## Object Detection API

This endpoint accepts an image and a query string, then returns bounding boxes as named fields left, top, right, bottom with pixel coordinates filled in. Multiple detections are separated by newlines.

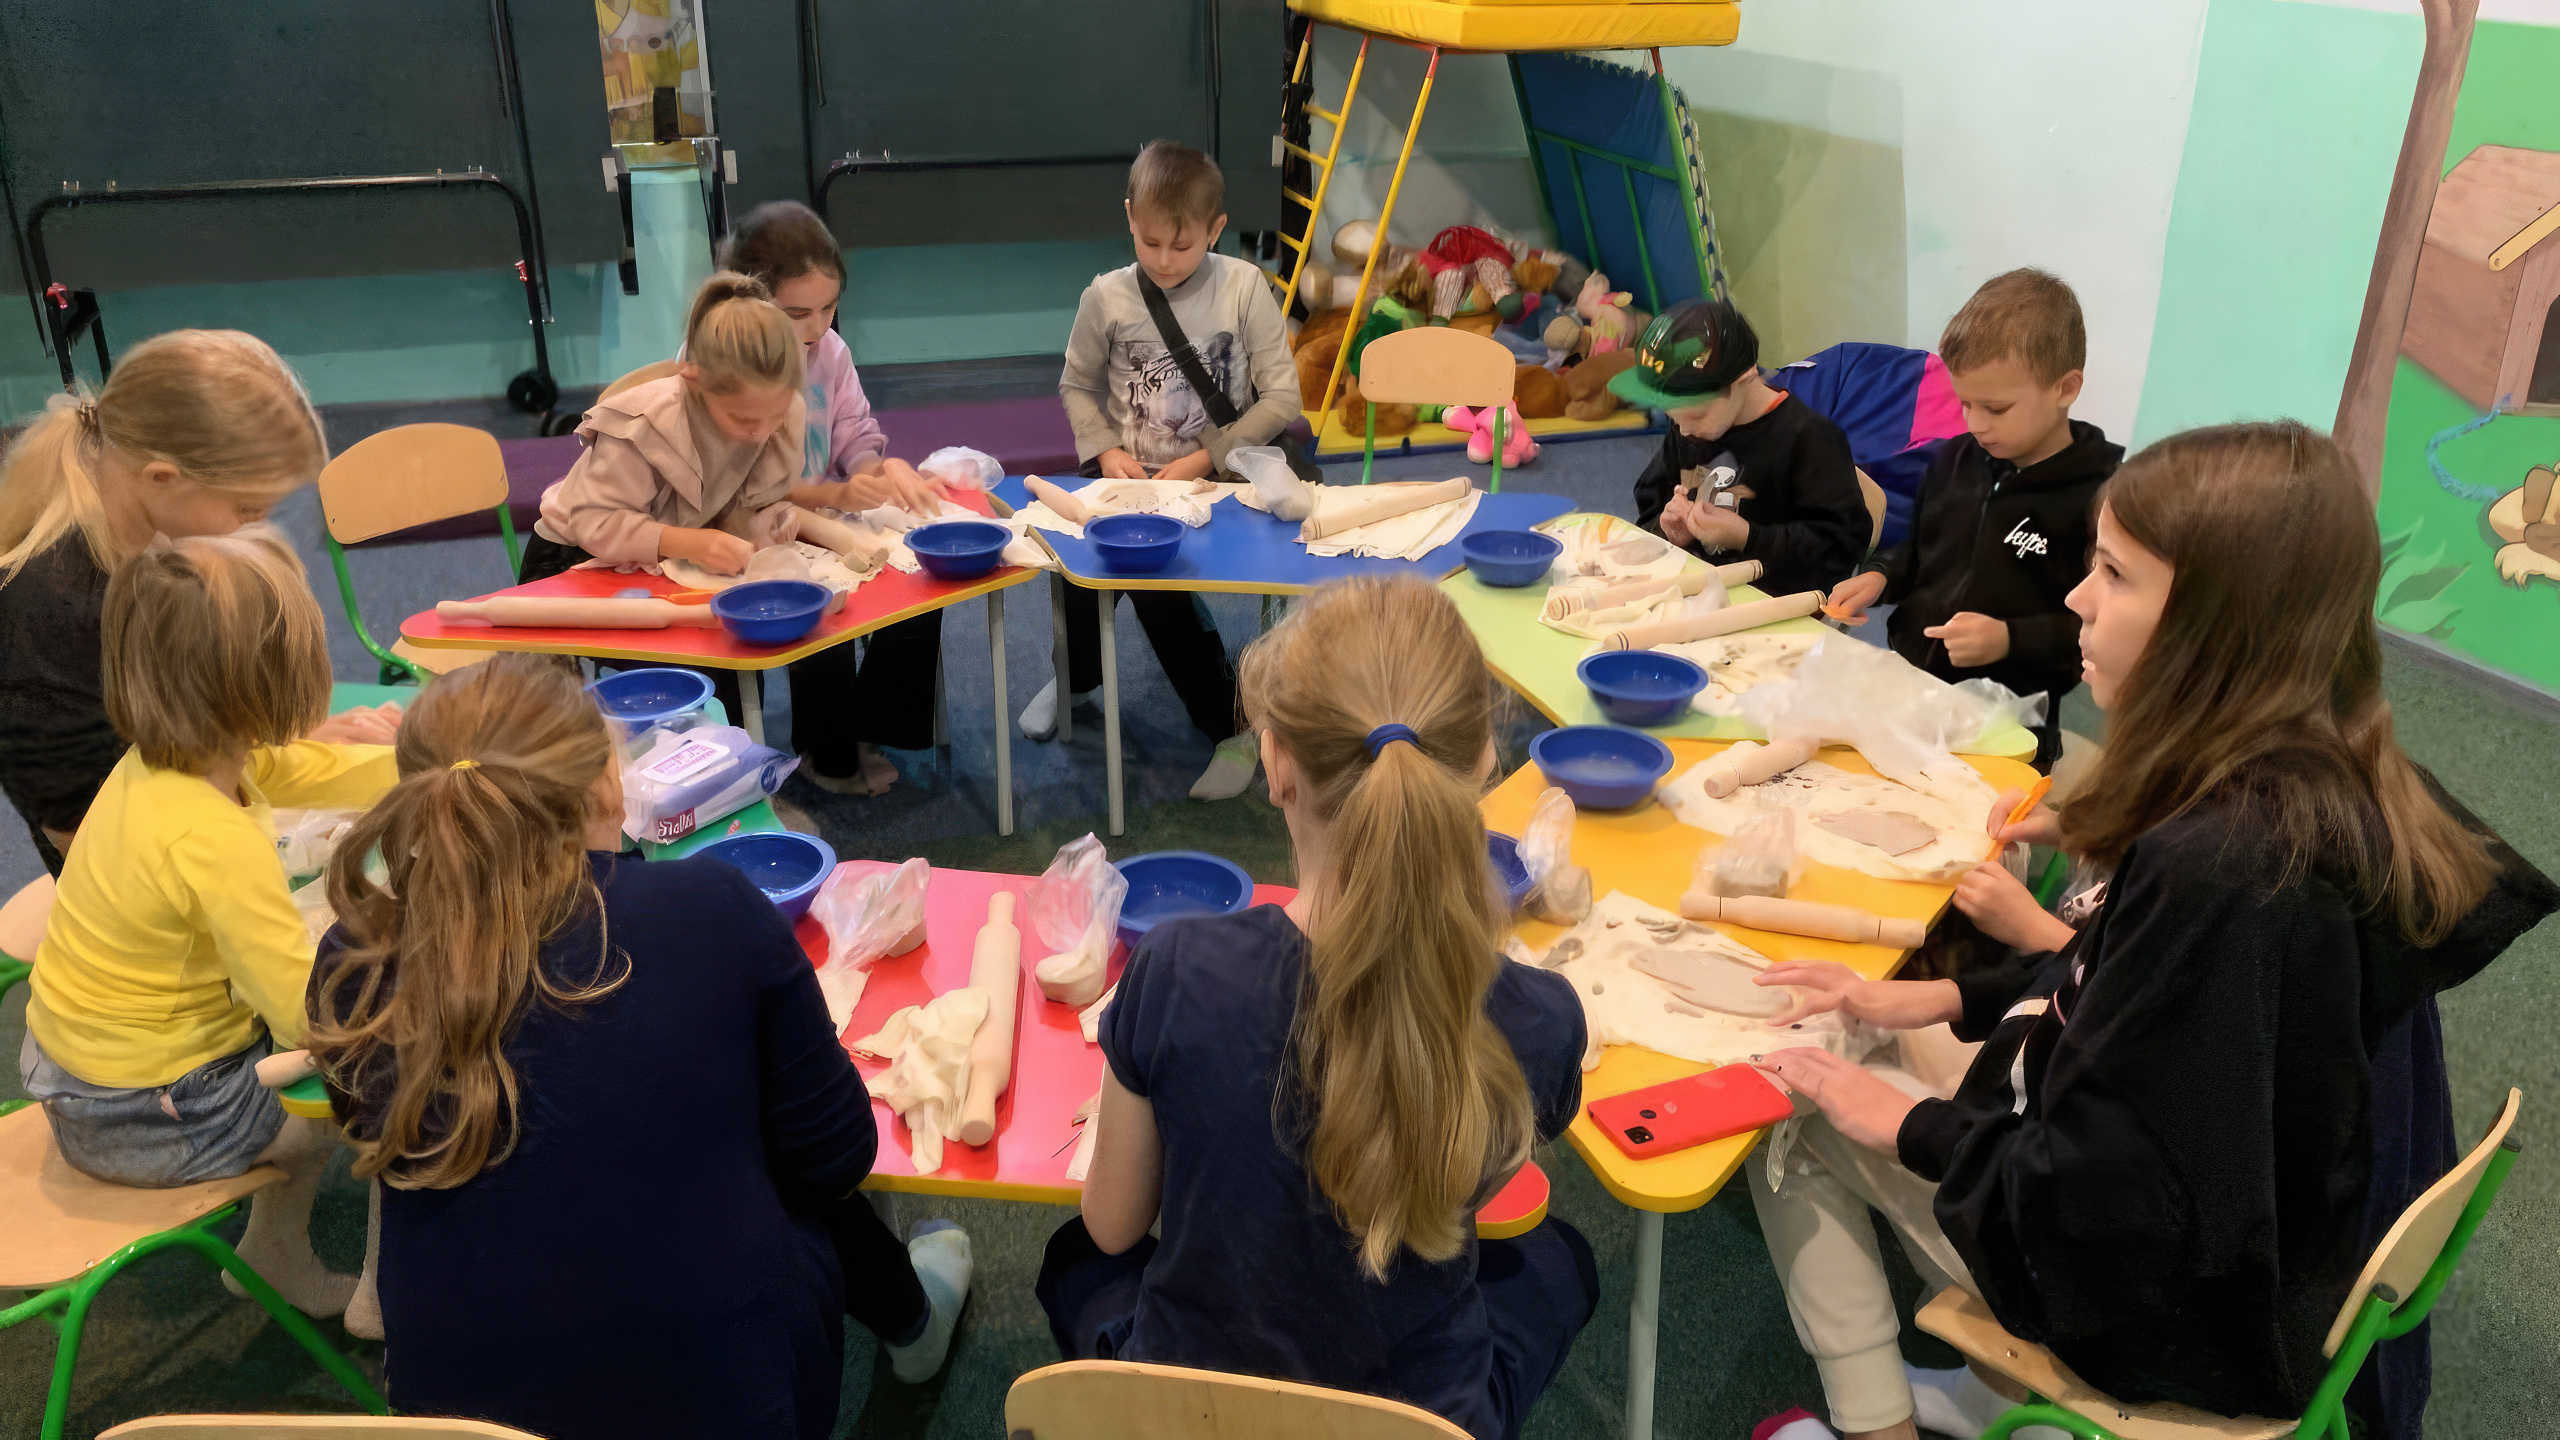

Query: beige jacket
left=536, top=376, right=806, bottom=564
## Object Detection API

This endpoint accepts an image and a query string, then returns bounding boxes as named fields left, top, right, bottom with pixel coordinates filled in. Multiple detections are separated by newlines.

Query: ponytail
left=682, top=270, right=804, bottom=396
left=1239, top=576, right=1534, bottom=1279
left=308, top=654, right=626, bottom=1190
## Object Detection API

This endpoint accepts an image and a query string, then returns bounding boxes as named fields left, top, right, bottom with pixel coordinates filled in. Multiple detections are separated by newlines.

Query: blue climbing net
left=2426, top=400, right=2508, bottom=503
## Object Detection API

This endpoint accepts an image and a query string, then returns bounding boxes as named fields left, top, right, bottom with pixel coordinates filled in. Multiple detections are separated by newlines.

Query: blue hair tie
left=1364, top=723, right=1420, bottom=758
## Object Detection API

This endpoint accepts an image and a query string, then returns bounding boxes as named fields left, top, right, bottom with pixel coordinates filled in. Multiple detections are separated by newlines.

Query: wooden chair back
left=1356, top=327, right=1513, bottom=409
left=0, top=874, right=53, bottom=962
left=100, top=1417, right=546, bottom=1439
left=1854, top=467, right=1886, bottom=549
left=2322, top=1086, right=2523, bottom=1356
left=1005, top=1360, right=1472, bottom=1440
left=316, top=424, right=510, bottom=546
left=599, top=358, right=680, bottom=402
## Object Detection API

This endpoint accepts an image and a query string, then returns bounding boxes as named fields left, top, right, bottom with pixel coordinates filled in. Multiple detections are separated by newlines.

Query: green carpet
left=3, top=642, right=2551, bottom=1439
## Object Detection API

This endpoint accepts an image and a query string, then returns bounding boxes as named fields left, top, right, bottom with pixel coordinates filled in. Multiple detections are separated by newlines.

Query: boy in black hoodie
left=1828, top=269, right=2121, bottom=766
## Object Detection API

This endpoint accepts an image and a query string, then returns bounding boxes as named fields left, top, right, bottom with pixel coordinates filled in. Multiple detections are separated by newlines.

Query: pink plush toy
left=1574, top=272, right=1640, bottom=354
left=1444, top=402, right=1538, bottom=467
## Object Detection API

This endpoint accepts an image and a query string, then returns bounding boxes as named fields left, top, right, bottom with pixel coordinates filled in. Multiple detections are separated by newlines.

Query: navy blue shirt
left=1099, top=905, right=1584, bottom=1438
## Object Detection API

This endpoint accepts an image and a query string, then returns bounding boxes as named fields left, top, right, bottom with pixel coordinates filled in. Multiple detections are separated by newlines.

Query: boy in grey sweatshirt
left=1026, top=141, right=1300, bottom=801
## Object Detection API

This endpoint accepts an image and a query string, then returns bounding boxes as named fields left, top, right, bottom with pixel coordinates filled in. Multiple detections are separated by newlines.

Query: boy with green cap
left=1619, top=299, right=1870, bottom=597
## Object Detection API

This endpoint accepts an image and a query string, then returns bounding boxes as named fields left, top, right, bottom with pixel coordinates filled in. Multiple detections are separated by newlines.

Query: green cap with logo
left=1607, top=298, right=1760, bottom=413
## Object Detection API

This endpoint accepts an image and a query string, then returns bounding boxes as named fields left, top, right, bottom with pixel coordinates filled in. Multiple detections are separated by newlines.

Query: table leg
left=737, top=669, right=764, bottom=748
left=1098, top=585, right=1122, bottom=837
left=934, top=651, right=951, bottom=748
left=1626, top=1208, right=1663, bottom=1440
left=1051, top=573, right=1073, bottom=743
left=989, top=588, right=1013, bottom=836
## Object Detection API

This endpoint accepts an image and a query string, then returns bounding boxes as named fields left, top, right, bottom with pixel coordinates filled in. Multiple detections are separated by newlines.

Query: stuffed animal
left=1543, top=312, right=1583, bottom=361
left=1547, top=251, right=1592, bottom=308
left=1575, top=273, right=1641, bottom=354
left=1444, top=402, right=1538, bottom=467
left=1513, top=253, right=1561, bottom=302
left=1564, top=349, right=1641, bottom=421
left=1338, top=373, right=1416, bottom=438
left=1514, top=363, right=1569, bottom=420
left=1292, top=307, right=1354, bottom=408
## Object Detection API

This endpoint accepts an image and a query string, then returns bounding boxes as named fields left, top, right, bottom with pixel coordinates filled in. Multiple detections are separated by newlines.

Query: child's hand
left=1658, top=493, right=1699, bottom=546
left=839, top=458, right=948, bottom=516
left=1097, top=449, right=1150, bottom=480
left=1151, top=449, right=1215, bottom=484
left=308, top=703, right=403, bottom=747
left=1685, top=499, right=1749, bottom=553
left=1923, top=611, right=2010, bottom=666
left=1753, top=1047, right=1919, bottom=1153
left=1754, top=961, right=1962, bottom=1030
left=664, top=526, right=754, bottom=576
left=1953, top=860, right=2077, bottom=954
left=1826, top=570, right=1887, bottom=624
left=1985, top=787, right=2062, bottom=848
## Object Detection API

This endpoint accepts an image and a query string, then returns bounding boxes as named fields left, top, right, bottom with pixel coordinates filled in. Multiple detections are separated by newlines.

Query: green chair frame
left=326, top=512, right=519, bottom=688
left=0, top=1102, right=388, bottom=1440
left=1973, top=1108, right=2524, bottom=1440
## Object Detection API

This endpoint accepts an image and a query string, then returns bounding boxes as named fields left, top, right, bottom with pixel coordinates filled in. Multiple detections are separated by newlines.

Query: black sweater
left=1859, top=422, right=2121, bottom=706
left=1631, top=393, right=1870, bottom=597
left=0, top=534, right=125, bottom=873
left=1898, top=785, right=2555, bottom=1418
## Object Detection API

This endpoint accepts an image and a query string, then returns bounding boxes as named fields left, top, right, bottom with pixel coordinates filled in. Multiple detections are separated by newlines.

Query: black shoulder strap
left=1136, top=269, right=1243, bottom=429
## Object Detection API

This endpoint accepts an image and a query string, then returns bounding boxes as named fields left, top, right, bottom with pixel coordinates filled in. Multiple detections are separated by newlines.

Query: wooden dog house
left=2405, top=145, right=2560, bottom=415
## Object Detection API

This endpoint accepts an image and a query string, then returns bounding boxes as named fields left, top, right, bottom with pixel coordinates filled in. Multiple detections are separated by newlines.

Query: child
left=1740, top=422, right=2554, bottom=1440
left=1031, top=139, right=1301, bottom=801
left=0, top=329, right=393, bottom=877
left=720, top=202, right=939, bottom=796
left=1826, top=270, right=2123, bottom=768
left=304, top=654, right=974, bottom=1440
left=19, top=530, right=396, bottom=1317
left=1621, top=299, right=1871, bottom=597
left=1038, top=575, right=1597, bottom=1440
left=527, top=271, right=937, bottom=769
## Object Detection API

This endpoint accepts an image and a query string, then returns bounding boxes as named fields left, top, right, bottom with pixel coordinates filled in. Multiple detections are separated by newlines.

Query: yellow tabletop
left=1482, top=738, right=2039, bottom=1212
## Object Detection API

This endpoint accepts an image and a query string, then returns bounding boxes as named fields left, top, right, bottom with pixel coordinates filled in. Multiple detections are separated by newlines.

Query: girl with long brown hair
left=1744, top=422, right=2554, bottom=1440
left=303, top=654, right=973, bottom=1440
left=1039, top=575, right=1598, bottom=1440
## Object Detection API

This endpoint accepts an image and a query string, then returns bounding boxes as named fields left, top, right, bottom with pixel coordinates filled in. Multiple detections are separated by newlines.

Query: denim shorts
left=19, top=1031, right=286, bottom=1188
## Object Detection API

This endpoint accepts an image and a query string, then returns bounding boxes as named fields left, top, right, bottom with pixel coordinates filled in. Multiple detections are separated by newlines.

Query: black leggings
left=811, top=1189, right=930, bottom=1343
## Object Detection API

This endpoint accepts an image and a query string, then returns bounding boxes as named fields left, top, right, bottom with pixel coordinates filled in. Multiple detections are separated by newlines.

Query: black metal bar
left=24, top=171, right=553, bottom=398
left=487, top=0, right=554, bottom=320
left=814, top=152, right=1138, bottom=219
left=0, top=88, right=42, bottom=358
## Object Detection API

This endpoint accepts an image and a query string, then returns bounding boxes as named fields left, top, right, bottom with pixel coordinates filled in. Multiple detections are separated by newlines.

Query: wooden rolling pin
left=1678, top=890, right=1926, bottom=949
left=1586, top=560, right=1762, bottom=610
left=792, top=507, right=894, bottom=571
left=1026, top=476, right=1092, bottom=526
left=1696, top=736, right=1821, bottom=798
left=1597, top=590, right=1825, bottom=650
left=956, top=891, right=1022, bottom=1147
left=1299, top=476, right=1471, bottom=541
left=437, top=596, right=720, bottom=629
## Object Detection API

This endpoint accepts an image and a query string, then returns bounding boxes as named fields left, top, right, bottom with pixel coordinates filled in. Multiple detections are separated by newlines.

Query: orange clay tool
left=2005, top=776, right=2054, bottom=832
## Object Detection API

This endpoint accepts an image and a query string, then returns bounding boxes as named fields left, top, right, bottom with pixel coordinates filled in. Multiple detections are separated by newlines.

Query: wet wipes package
left=621, top=724, right=798, bottom=844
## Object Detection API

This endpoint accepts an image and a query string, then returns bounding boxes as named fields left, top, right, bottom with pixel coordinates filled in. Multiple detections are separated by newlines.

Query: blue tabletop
left=993, top=476, right=1575, bottom=594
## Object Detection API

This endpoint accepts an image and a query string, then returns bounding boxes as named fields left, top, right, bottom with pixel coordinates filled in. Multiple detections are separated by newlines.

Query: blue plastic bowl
left=1577, top=649, right=1709, bottom=727
left=1460, top=529, right=1564, bottom=588
left=1529, top=725, right=1675, bottom=810
left=1114, top=850, right=1254, bottom=950
left=710, top=579, right=829, bottom=647
left=1487, top=832, right=1535, bottom=910
left=907, top=520, right=1011, bottom=580
left=587, top=667, right=716, bottom=730
left=693, top=830, right=838, bottom=921
left=1086, top=512, right=1186, bottom=574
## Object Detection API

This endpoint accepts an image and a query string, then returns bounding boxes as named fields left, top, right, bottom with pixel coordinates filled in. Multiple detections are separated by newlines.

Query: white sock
left=883, top=1219, right=972, bottom=1384
left=1907, top=1364, right=2063, bottom=1439
left=1018, top=680, right=1099, bottom=740
left=1189, top=732, right=1259, bottom=801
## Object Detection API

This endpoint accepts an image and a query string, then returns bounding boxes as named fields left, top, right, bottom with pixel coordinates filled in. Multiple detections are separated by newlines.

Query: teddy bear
left=2490, top=461, right=2560, bottom=588
left=1291, top=307, right=1354, bottom=409
left=1514, top=363, right=1569, bottom=420
left=1337, top=373, right=1416, bottom=438
left=1444, top=402, right=1537, bottom=467
left=1562, top=349, right=1641, bottom=421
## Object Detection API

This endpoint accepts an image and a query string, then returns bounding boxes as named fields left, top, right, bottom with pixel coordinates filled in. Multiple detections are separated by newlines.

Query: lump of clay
left=1631, top=948, right=1788, bottom=1018
left=1035, top=935, right=1109, bottom=1008
left=1815, top=808, right=1940, bottom=857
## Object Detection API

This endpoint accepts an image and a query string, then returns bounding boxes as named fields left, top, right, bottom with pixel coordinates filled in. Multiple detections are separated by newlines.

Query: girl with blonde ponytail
left=1043, top=575, right=1597, bottom=1440
left=303, top=653, right=975, bottom=1438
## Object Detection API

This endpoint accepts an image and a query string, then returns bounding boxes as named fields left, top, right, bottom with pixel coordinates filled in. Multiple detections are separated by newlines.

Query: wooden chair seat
left=101, top=1417, right=544, bottom=1439
left=1007, top=1359, right=1471, bottom=1439
left=0, top=1106, right=282, bottom=1290
left=1915, top=1288, right=2292, bottom=1440
left=390, top=637, right=494, bottom=676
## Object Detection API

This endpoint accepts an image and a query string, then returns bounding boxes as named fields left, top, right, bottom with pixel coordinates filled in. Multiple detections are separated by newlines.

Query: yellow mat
left=1308, top=405, right=1656, bottom=458
left=1288, top=0, right=1739, bottom=50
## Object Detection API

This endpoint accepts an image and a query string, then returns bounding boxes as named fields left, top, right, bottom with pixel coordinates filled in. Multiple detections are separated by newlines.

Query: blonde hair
left=0, top=330, right=326, bottom=583
left=1940, top=268, right=2086, bottom=385
left=1127, top=140, right=1225, bottom=228
left=1239, top=575, right=1534, bottom=1281
left=2064, top=421, right=2496, bottom=945
left=101, top=527, right=331, bottom=772
left=308, top=654, right=627, bottom=1191
left=683, top=271, right=805, bottom=395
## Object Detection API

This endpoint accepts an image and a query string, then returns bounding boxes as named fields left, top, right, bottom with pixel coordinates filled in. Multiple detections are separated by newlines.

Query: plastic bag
left=1229, top=445, right=1314, bottom=521
left=1691, top=800, right=1798, bottom=899
left=620, top=724, right=799, bottom=845
left=1026, top=834, right=1128, bottom=1008
left=916, top=446, right=1000, bottom=490
left=272, top=808, right=359, bottom=887
left=744, top=544, right=815, bottom=582
left=1518, top=786, right=1592, bottom=923
left=809, top=858, right=931, bottom=1028
left=1736, top=637, right=2043, bottom=789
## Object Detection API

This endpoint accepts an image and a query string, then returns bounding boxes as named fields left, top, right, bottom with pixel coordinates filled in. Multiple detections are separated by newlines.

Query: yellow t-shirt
left=27, top=741, right=398, bottom=1089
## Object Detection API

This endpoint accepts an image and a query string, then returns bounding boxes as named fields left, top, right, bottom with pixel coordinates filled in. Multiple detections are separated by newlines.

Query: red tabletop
left=806, top=861, right=1295, bottom=1203
left=397, top=489, right=1036, bottom=671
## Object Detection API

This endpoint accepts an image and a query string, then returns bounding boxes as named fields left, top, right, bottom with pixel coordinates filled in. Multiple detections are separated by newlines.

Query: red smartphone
left=1588, top=1066, right=1796, bottom=1160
